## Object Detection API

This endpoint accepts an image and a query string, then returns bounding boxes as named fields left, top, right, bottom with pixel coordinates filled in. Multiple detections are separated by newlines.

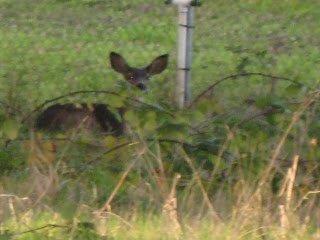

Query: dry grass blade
left=279, top=205, right=289, bottom=234
left=96, top=147, right=147, bottom=217
left=75, top=142, right=139, bottom=174
left=285, top=155, right=299, bottom=211
left=0, top=194, right=29, bottom=200
left=181, top=147, right=222, bottom=222
left=257, top=91, right=320, bottom=190
left=293, top=191, right=320, bottom=212
left=162, top=174, right=182, bottom=239
left=237, top=226, right=267, bottom=240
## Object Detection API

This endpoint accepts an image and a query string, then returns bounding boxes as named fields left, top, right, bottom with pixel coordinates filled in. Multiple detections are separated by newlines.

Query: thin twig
left=93, top=211, right=135, bottom=229
left=285, top=155, right=299, bottom=211
left=73, top=138, right=195, bottom=175
left=4, top=136, right=110, bottom=149
left=257, top=91, right=320, bottom=190
left=71, top=142, right=139, bottom=175
left=14, top=224, right=68, bottom=236
left=190, top=72, right=310, bottom=108
left=231, top=105, right=282, bottom=132
left=0, top=100, right=23, bottom=114
left=180, top=147, right=222, bottom=222
left=146, top=138, right=195, bottom=148
left=293, top=191, right=320, bottom=212
left=96, top=149, right=146, bottom=216
left=0, top=194, right=29, bottom=200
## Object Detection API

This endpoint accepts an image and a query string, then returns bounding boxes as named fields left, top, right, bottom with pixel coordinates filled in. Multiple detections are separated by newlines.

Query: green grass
left=1, top=0, right=319, bottom=107
left=1, top=0, right=320, bottom=239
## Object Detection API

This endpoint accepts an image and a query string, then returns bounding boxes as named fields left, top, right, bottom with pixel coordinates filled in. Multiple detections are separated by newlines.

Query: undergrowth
left=1, top=0, right=320, bottom=239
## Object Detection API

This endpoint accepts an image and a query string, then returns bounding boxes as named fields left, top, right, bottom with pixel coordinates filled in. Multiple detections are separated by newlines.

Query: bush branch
left=190, top=72, right=310, bottom=108
left=15, top=224, right=68, bottom=236
left=0, top=100, right=23, bottom=115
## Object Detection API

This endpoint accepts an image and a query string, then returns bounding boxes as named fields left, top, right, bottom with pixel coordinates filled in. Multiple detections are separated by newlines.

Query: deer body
left=35, top=103, right=124, bottom=135
left=35, top=52, right=168, bottom=135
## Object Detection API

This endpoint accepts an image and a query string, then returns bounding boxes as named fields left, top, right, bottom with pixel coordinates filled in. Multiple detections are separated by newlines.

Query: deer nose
left=137, top=83, right=146, bottom=90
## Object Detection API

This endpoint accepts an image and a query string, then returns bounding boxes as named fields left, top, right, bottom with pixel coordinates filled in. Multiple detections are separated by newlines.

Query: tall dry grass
left=1, top=91, right=320, bottom=239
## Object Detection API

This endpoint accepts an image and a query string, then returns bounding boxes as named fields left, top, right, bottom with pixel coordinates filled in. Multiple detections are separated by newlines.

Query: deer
left=35, top=52, right=169, bottom=136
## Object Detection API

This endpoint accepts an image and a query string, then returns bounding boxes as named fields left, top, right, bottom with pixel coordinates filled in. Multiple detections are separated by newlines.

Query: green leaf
left=123, top=110, right=139, bottom=128
left=0, top=229, right=13, bottom=240
left=108, top=95, right=124, bottom=108
left=1, top=119, right=20, bottom=140
left=175, top=114, right=191, bottom=125
left=77, top=222, right=95, bottom=230
left=271, top=102, right=286, bottom=113
left=256, top=96, right=272, bottom=109
left=146, top=103, right=166, bottom=113
left=104, top=135, right=118, bottom=148
left=192, top=110, right=206, bottom=123
left=140, top=111, right=157, bottom=131
left=236, top=56, right=252, bottom=72
left=266, top=114, right=276, bottom=125
left=197, top=99, right=222, bottom=114
left=123, top=110, right=135, bottom=122
left=157, top=122, right=188, bottom=140
left=285, top=84, right=303, bottom=96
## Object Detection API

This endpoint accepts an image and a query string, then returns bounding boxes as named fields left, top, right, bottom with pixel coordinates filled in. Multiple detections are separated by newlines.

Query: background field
left=1, top=0, right=320, bottom=239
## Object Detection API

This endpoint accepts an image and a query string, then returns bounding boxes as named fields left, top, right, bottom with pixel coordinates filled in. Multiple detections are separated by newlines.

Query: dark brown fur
left=35, top=103, right=123, bottom=136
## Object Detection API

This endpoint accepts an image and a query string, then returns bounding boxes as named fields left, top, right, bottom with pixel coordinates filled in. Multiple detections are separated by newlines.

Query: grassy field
left=1, top=0, right=320, bottom=239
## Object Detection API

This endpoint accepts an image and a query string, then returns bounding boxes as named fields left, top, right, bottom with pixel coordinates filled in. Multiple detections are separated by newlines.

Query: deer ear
left=146, top=54, right=169, bottom=76
left=110, top=52, right=130, bottom=73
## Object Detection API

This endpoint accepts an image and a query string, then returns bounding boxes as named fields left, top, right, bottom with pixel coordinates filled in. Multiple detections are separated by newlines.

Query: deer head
left=110, top=52, right=169, bottom=90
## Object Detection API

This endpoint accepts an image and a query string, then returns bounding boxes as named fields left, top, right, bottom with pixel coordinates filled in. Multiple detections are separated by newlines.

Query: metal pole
left=165, top=0, right=200, bottom=109
left=185, top=7, right=194, bottom=107
left=177, top=6, right=188, bottom=109
left=177, top=6, right=194, bottom=109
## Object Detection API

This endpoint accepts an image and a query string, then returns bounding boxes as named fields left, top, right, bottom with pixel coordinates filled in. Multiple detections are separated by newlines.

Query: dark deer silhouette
left=35, top=52, right=169, bottom=135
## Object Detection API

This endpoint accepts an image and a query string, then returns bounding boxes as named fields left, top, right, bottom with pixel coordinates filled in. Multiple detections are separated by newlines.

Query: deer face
left=110, top=52, right=168, bottom=90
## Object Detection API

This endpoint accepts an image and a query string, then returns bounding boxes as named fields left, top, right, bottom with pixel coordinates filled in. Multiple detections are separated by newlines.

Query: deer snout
left=136, top=83, right=146, bottom=90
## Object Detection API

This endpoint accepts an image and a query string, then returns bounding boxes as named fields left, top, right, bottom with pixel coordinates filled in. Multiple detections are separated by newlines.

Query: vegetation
left=1, top=0, right=320, bottom=239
